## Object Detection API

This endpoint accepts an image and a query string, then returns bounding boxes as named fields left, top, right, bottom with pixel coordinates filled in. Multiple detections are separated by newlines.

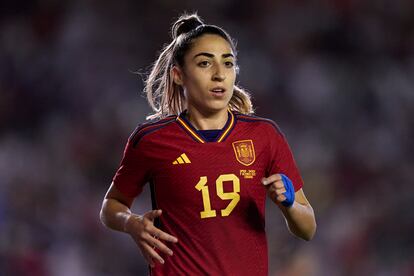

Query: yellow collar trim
left=177, top=110, right=235, bottom=143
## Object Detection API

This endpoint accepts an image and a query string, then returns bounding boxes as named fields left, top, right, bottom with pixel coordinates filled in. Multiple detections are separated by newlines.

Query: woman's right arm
left=100, top=182, right=178, bottom=267
left=100, top=182, right=134, bottom=232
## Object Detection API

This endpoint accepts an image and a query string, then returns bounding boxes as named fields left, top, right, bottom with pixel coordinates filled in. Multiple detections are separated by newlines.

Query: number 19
left=195, top=174, right=240, bottom=219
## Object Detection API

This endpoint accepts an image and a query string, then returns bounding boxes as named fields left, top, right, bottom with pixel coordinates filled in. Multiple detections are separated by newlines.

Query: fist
left=262, top=174, right=295, bottom=207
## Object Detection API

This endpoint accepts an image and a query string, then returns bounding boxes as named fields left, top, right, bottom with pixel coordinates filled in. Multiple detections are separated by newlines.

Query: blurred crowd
left=1, top=0, right=413, bottom=275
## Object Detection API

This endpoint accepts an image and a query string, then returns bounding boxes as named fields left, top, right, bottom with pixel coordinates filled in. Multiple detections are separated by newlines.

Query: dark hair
left=171, top=15, right=237, bottom=67
left=145, top=13, right=253, bottom=120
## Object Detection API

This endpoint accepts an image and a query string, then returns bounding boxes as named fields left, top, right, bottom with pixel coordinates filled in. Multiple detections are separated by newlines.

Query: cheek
left=183, top=78, right=206, bottom=99
left=231, top=68, right=237, bottom=79
left=184, top=71, right=210, bottom=89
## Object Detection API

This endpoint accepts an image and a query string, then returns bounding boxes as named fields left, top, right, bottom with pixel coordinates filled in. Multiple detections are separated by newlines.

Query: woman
left=100, top=13, right=316, bottom=275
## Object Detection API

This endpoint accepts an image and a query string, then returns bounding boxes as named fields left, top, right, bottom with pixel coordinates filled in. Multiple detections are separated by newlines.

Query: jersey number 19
left=195, top=174, right=240, bottom=219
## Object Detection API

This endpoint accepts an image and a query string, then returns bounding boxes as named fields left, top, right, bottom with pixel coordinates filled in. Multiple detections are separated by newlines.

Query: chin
left=192, top=97, right=231, bottom=114
left=207, top=103, right=230, bottom=113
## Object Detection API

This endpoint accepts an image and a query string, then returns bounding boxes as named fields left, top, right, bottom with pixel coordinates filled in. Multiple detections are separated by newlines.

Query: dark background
left=1, top=0, right=413, bottom=275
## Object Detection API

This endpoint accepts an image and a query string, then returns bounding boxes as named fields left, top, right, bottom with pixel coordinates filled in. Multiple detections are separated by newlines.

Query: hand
left=262, top=174, right=295, bottom=207
left=124, top=209, right=178, bottom=267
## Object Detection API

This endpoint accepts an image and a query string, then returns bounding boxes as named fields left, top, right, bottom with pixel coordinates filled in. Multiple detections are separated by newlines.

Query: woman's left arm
left=278, top=189, right=316, bottom=241
left=263, top=174, right=316, bottom=241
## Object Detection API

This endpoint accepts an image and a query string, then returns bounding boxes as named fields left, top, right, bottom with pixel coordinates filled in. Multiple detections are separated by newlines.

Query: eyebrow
left=193, top=52, right=234, bottom=59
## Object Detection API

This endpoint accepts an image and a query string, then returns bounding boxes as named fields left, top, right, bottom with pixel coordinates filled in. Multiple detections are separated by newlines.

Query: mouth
left=210, top=87, right=226, bottom=95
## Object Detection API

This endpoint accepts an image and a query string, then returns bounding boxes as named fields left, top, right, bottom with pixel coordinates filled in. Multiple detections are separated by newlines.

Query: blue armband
left=281, top=174, right=295, bottom=207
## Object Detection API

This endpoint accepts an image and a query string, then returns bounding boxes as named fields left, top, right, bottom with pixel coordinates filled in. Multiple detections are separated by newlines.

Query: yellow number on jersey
left=216, top=174, right=240, bottom=217
left=195, top=176, right=217, bottom=218
left=195, top=174, right=240, bottom=219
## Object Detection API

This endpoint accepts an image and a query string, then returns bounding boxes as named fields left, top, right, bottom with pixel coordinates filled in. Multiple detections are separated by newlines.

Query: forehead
left=188, top=34, right=233, bottom=56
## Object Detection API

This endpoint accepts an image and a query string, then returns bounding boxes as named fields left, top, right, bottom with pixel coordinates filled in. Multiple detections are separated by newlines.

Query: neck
left=186, top=107, right=229, bottom=130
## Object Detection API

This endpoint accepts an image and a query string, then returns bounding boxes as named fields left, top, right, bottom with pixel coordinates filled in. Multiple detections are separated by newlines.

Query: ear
left=171, top=66, right=184, bottom=86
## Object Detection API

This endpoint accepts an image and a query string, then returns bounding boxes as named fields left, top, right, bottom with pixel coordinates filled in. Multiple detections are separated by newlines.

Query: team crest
left=232, top=140, right=255, bottom=166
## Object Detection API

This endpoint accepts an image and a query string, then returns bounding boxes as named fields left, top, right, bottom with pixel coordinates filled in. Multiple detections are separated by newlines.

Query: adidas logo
left=172, top=153, right=191, bottom=165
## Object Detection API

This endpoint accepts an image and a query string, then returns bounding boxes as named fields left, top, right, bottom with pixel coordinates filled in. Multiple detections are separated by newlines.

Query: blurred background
left=1, top=0, right=413, bottom=275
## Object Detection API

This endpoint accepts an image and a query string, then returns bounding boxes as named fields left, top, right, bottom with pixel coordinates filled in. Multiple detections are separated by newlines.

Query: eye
left=224, top=61, right=234, bottom=68
left=198, top=61, right=210, bottom=67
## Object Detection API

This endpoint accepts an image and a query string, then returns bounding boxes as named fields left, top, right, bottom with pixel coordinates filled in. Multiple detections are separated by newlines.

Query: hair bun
left=171, top=13, right=204, bottom=39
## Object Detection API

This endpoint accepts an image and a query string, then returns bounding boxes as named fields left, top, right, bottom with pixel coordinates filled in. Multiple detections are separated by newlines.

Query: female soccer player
left=100, top=13, right=316, bottom=275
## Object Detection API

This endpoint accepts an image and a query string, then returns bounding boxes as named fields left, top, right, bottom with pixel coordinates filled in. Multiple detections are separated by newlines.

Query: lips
left=210, top=87, right=226, bottom=93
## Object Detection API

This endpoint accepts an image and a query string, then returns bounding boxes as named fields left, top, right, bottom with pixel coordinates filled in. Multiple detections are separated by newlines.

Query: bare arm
left=100, top=182, right=134, bottom=232
left=278, top=189, right=316, bottom=241
left=100, top=183, right=178, bottom=267
left=263, top=175, right=316, bottom=241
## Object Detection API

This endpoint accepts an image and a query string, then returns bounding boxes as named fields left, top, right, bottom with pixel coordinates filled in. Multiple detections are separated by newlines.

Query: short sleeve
left=112, top=134, right=151, bottom=198
left=267, top=126, right=304, bottom=192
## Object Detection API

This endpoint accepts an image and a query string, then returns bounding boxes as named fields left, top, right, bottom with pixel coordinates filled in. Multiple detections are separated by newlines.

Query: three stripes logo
left=172, top=153, right=191, bottom=165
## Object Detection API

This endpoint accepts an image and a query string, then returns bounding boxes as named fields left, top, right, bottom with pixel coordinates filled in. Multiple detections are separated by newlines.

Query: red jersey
left=113, top=110, right=303, bottom=276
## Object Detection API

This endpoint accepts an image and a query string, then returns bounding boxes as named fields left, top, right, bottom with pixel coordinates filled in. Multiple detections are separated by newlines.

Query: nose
left=212, top=65, right=225, bottom=82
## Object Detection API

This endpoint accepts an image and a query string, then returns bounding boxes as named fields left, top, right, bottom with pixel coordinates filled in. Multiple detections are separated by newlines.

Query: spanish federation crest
left=232, top=140, right=256, bottom=166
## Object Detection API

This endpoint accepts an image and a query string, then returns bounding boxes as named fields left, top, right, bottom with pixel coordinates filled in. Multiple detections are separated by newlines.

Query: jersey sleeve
left=112, top=128, right=151, bottom=198
left=267, top=125, right=304, bottom=192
